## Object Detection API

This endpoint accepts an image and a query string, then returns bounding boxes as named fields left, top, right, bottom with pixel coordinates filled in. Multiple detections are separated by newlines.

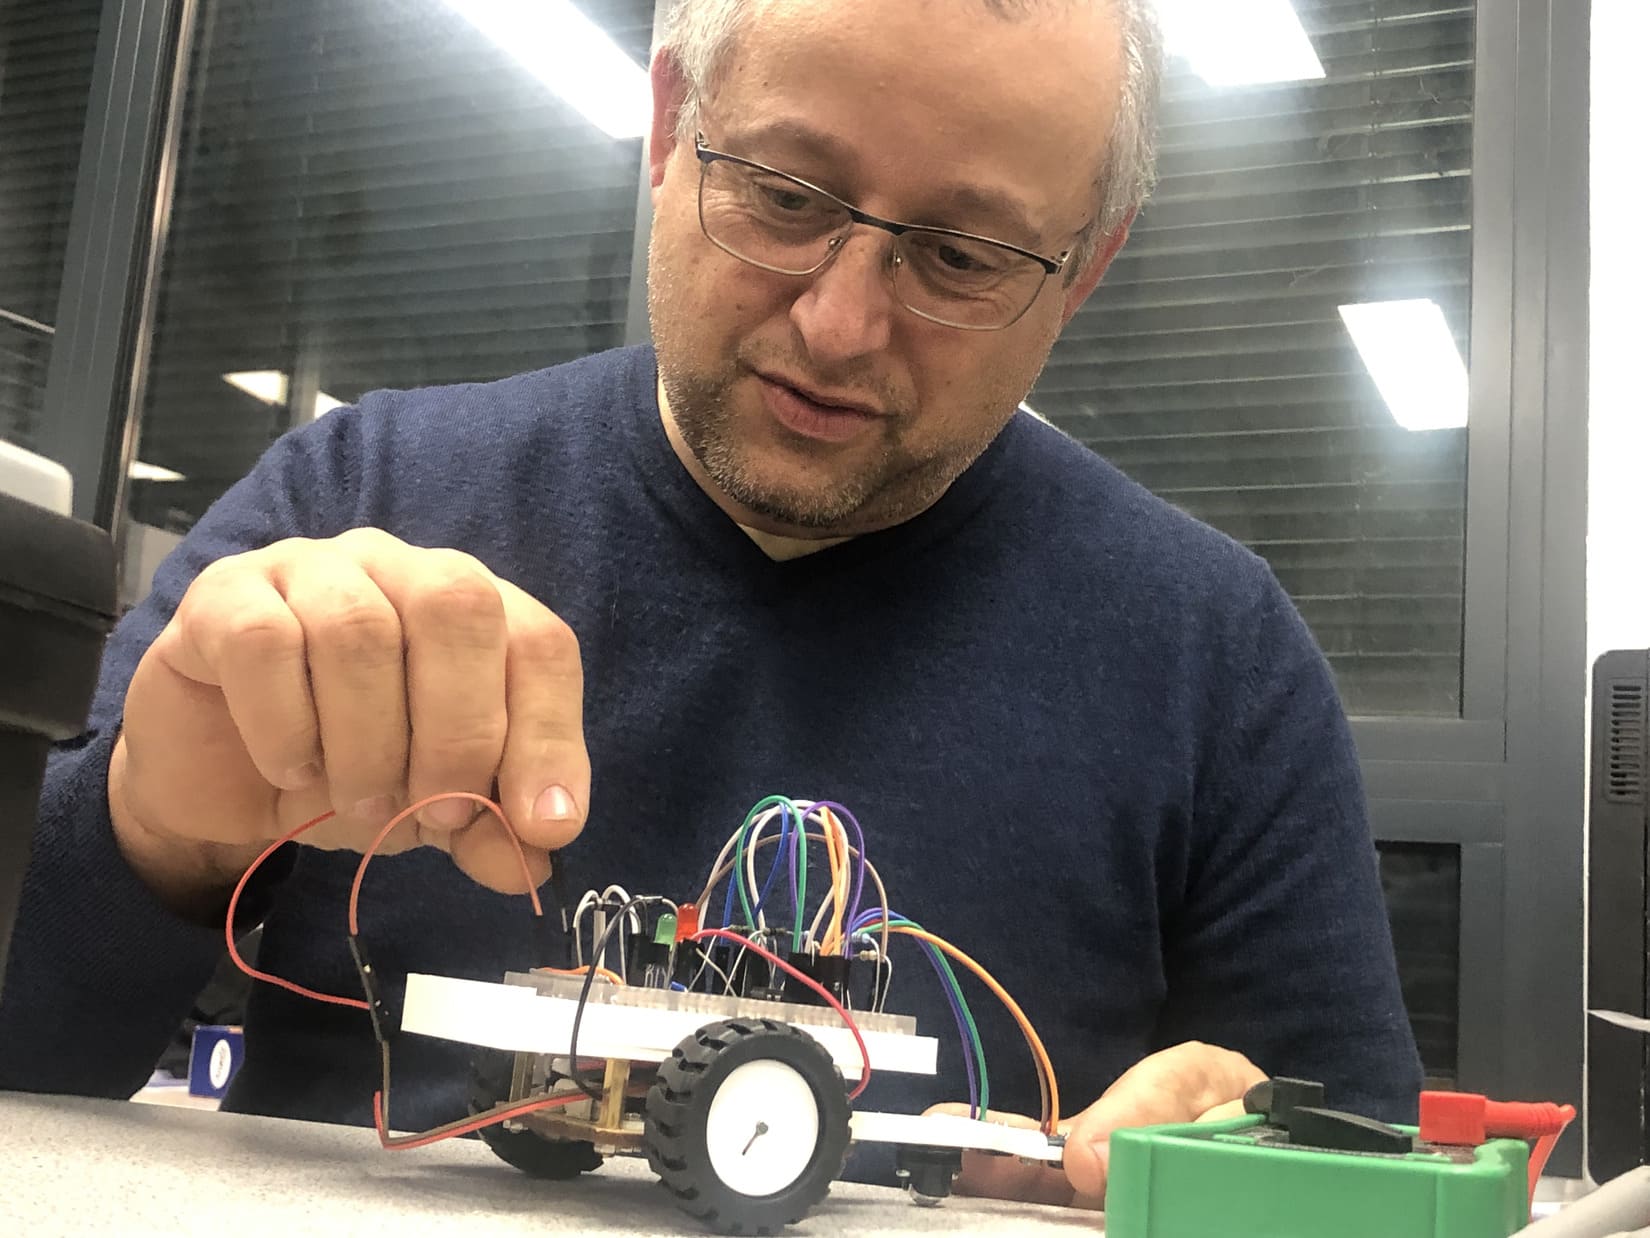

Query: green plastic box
left=1103, top=1114, right=1530, bottom=1238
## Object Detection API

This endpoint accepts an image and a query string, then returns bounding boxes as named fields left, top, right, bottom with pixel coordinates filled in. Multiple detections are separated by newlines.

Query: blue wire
left=753, top=802, right=792, bottom=921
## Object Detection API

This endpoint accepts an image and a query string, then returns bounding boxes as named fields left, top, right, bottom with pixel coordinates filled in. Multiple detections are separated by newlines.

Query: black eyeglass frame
left=692, top=133, right=1074, bottom=330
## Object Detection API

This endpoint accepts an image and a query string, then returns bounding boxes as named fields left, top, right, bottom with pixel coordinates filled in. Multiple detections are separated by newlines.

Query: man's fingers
left=277, top=551, right=413, bottom=820
left=1063, top=1042, right=1267, bottom=1198
left=159, top=558, right=322, bottom=792
left=492, top=577, right=590, bottom=853
left=366, top=547, right=510, bottom=834
left=922, top=1104, right=1097, bottom=1211
left=445, top=809, right=554, bottom=894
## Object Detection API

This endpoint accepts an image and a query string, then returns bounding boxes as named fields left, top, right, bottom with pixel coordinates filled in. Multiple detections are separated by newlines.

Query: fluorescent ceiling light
left=129, top=460, right=185, bottom=483
left=1159, top=0, right=1325, bottom=88
left=223, top=371, right=347, bottom=421
left=223, top=370, right=289, bottom=405
left=445, top=0, right=650, bottom=139
left=1019, top=401, right=1051, bottom=425
left=311, top=392, right=348, bottom=419
left=1338, top=299, right=1469, bottom=432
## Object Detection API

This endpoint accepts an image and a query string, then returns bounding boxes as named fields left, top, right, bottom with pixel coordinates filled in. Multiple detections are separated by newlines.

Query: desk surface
left=3, top=1092, right=1097, bottom=1236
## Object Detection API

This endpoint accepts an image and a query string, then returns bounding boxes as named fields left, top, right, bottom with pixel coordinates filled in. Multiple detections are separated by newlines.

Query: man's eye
left=761, top=186, right=816, bottom=213
left=937, top=244, right=991, bottom=273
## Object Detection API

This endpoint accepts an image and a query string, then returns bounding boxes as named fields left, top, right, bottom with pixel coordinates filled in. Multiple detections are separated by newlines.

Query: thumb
left=1063, top=1043, right=1266, bottom=1199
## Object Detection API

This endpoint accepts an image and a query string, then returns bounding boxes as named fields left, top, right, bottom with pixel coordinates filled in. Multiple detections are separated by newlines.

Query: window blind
left=130, top=0, right=654, bottom=528
left=0, top=0, right=101, bottom=451
left=1038, top=0, right=1475, bottom=716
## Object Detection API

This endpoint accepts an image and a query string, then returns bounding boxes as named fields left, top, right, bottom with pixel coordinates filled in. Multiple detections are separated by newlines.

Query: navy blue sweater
left=1, top=345, right=1421, bottom=1166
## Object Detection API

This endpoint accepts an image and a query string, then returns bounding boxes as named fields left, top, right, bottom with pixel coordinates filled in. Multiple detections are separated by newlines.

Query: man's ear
left=1060, top=210, right=1136, bottom=327
left=649, top=50, right=692, bottom=193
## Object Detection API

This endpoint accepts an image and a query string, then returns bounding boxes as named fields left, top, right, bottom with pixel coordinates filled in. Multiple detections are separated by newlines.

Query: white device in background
left=0, top=440, right=73, bottom=516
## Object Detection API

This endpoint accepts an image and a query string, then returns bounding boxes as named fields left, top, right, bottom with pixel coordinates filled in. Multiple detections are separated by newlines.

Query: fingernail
left=353, top=795, right=397, bottom=822
left=421, top=798, right=474, bottom=830
left=283, top=762, right=321, bottom=790
left=533, top=785, right=578, bottom=823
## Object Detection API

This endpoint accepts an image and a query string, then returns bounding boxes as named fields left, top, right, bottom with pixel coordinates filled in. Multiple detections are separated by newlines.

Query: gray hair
left=657, top=0, right=1164, bottom=272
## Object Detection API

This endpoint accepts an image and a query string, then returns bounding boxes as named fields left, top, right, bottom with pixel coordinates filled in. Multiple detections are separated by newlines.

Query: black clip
left=348, top=934, right=396, bottom=1044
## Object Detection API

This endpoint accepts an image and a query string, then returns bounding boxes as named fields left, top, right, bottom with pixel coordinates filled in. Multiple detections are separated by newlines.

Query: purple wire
left=809, top=801, right=867, bottom=956
left=932, top=942, right=980, bottom=1116
left=848, top=912, right=979, bottom=1118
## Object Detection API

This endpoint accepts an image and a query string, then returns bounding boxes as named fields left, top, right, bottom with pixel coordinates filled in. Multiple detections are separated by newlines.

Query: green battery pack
left=1105, top=1108, right=1530, bottom=1238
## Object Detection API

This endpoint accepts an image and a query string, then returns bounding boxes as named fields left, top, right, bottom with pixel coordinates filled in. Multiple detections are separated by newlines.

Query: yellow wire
left=887, top=925, right=1059, bottom=1133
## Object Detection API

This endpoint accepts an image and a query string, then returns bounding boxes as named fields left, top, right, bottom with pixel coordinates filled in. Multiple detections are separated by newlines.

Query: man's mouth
left=753, top=372, right=885, bottom=445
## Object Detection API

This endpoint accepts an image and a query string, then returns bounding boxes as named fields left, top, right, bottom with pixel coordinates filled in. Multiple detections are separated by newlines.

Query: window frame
left=42, top=0, right=1591, bottom=1170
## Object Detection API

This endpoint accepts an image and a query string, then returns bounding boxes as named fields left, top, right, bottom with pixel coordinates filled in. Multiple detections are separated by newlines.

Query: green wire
left=873, top=916, right=990, bottom=1117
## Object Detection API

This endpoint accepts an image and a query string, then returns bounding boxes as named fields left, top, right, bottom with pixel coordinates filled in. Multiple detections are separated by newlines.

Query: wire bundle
left=226, top=790, right=1064, bottom=1145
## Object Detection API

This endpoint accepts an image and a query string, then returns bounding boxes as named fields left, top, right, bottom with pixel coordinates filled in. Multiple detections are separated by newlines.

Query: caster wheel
left=643, top=1018, right=851, bottom=1235
left=468, top=1048, right=602, bottom=1180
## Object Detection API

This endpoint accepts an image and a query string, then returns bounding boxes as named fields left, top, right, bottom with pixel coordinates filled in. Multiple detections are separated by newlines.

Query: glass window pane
left=1378, top=840, right=1461, bottom=1088
left=125, top=0, right=653, bottom=581
left=1036, top=0, right=1474, bottom=717
left=0, top=0, right=100, bottom=456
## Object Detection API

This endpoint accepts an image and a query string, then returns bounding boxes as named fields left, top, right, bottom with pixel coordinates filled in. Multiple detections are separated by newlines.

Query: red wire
left=225, top=792, right=545, bottom=1008
left=225, top=808, right=368, bottom=1010
left=1525, top=1104, right=1576, bottom=1208
left=347, top=792, right=544, bottom=936
left=690, top=928, right=872, bottom=1100
left=374, top=1086, right=588, bottom=1150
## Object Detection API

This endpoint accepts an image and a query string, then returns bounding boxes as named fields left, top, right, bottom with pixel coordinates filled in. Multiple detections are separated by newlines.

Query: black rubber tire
left=468, top=1048, right=602, bottom=1180
left=643, top=1018, right=850, bottom=1235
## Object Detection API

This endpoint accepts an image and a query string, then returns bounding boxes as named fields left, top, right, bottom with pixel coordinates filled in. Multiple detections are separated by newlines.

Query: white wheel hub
left=703, top=1059, right=822, bottom=1197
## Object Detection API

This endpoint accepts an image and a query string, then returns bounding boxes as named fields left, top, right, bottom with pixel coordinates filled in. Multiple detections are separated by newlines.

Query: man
left=0, top=0, right=1421, bottom=1209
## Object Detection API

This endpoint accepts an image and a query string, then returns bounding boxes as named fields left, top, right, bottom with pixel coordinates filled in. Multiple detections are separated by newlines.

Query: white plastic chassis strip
left=850, top=1111, right=1066, bottom=1163
left=402, top=974, right=939, bottom=1077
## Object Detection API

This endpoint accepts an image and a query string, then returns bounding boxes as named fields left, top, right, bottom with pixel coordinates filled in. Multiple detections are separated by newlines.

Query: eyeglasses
left=693, top=134, right=1072, bottom=332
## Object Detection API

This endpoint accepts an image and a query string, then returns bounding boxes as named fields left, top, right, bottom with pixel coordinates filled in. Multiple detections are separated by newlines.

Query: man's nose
left=788, top=229, right=898, bottom=365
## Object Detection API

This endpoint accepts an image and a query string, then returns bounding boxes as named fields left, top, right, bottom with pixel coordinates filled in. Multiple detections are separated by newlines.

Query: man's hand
left=928, top=1041, right=1265, bottom=1210
left=110, top=528, right=590, bottom=915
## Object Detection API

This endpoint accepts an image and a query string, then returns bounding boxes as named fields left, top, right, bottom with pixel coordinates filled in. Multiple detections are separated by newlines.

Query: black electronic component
left=0, top=493, right=116, bottom=998
left=1286, top=1106, right=1415, bottom=1155
left=776, top=950, right=879, bottom=1010
left=1244, top=1077, right=1327, bottom=1124
left=1244, top=1077, right=1414, bottom=1156
left=894, top=1144, right=964, bottom=1203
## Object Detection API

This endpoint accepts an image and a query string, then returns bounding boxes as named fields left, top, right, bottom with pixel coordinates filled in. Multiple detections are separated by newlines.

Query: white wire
left=741, top=804, right=791, bottom=931
left=571, top=890, right=599, bottom=966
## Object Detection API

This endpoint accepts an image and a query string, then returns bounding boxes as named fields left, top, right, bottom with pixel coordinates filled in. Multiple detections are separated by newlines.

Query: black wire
left=566, top=895, right=664, bottom=1101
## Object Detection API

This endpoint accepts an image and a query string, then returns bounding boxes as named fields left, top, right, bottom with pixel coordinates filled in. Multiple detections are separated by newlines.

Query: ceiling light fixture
left=444, top=0, right=650, bottom=139
left=1159, top=0, right=1326, bottom=88
left=1339, top=299, right=1470, bottom=432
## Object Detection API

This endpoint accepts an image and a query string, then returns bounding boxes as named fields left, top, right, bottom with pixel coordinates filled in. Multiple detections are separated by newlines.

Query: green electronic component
left=654, top=913, right=677, bottom=945
left=1104, top=1114, right=1530, bottom=1238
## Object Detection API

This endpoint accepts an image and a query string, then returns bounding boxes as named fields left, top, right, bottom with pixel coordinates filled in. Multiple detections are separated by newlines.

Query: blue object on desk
left=187, top=1025, right=245, bottom=1098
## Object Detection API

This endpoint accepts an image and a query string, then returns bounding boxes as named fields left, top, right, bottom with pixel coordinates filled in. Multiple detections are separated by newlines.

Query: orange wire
left=888, top=924, right=1060, bottom=1133
left=536, top=965, right=626, bottom=986
left=819, top=807, right=843, bottom=954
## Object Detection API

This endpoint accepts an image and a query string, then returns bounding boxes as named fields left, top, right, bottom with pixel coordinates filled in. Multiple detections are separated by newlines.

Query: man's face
left=647, top=0, right=1126, bottom=537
